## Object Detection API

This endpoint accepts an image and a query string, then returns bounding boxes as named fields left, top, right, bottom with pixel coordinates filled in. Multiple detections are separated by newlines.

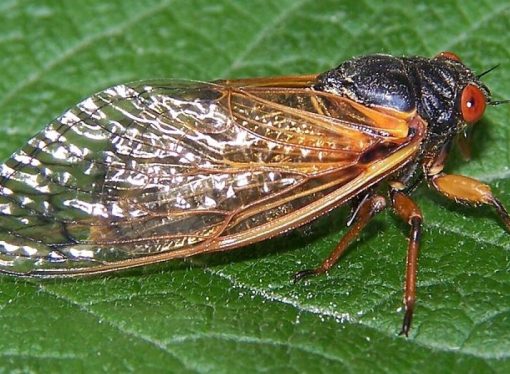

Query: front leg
left=430, top=174, right=510, bottom=230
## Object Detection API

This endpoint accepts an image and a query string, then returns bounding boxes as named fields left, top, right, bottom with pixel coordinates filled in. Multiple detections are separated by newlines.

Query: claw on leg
left=399, top=304, right=414, bottom=337
left=292, top=268, right=320, bottom=283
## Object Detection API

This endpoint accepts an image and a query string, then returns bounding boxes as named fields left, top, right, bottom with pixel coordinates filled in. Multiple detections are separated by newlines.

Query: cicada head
left=315, top=51, right=492, bottom=138
left=429, top=51, right=491, bottom=132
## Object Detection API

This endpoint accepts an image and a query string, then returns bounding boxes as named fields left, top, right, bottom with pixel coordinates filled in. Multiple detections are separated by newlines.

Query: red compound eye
left=436, top=51, right=462, bottom=62
left=460, top=84, right=486, bottom=123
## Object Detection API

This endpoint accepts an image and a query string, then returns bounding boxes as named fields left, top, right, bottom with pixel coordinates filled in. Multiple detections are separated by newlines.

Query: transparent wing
left=0, top=78, right=423, bottom=275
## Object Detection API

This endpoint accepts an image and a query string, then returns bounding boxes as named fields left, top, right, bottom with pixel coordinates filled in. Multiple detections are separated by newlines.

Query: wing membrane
left=0, top=78, right=424, bottom=276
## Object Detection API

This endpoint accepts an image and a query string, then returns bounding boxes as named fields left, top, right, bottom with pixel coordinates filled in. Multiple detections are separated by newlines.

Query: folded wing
left=0, top=78, right=422, bottom=275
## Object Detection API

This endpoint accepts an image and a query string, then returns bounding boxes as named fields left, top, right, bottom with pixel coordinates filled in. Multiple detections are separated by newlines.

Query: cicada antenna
left=488, top=99, right=510, bottom=106
left=477, top=64, right=500, bottom=79
left=477, top=64, right=509, bottom=106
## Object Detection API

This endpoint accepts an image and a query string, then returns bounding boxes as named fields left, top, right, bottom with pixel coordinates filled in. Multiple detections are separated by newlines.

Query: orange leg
left=391, top=191, right=423, bottom=337
left=293, top=194, right=387, bottom=282
left=430, top=174, right=510, bottom=230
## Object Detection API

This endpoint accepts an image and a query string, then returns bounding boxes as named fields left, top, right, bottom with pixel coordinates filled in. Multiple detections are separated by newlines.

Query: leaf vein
left=0, top=0, right=174, bottom=109
left=35, top=284, right=198, bottom=372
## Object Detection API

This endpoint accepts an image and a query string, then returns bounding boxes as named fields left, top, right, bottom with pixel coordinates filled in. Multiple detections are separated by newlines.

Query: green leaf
left=1, top=0, right=510, bottom=372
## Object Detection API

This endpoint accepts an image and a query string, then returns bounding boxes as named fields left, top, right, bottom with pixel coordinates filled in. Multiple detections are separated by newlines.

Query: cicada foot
left=399, top=306, right=414, bottom=337
left=292, top=267, right=326, bottom=283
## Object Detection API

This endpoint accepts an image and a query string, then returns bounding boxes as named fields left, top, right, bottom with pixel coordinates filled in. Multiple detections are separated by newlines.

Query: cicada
left=0, top=51, right=508, bottom=336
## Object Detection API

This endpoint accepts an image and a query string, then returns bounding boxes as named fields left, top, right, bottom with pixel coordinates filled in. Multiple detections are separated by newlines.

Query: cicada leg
left=430, top=174, right=510, bottom=230
left=293, top=194, right=387, bottom=282
left=390, top=191, right=423, bottom=337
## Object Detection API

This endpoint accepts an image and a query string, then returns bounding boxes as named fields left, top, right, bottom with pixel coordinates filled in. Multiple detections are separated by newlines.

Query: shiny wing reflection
left=0, top=79, right=413, bottom=275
